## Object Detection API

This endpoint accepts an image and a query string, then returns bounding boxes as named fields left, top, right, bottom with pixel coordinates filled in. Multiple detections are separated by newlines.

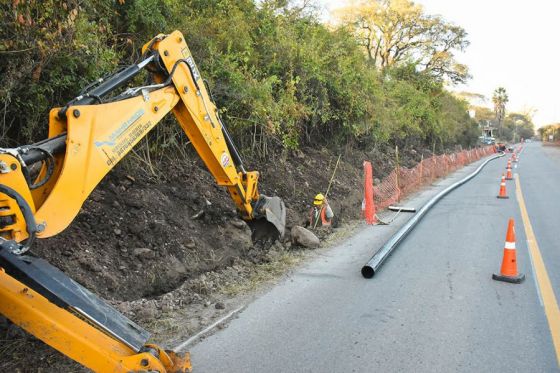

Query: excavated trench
left=31, top=146, right=386, bottom=302
left=1, top=144, right=423, bottom=371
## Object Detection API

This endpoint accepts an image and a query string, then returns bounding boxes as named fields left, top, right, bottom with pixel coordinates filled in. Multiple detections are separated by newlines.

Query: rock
left=169, top=257, right=187, bottom=276
left=123, top=197, right=143, bottom=209
left=291, top=226, right=320, bottom=248
left=184, top=191, right=199, bottom=203
left=116, top=302, right=131, bottom=314
left=161, top=302, right=174, bottom=312
left=128, top=223, right=143, bottom=235
left=90, top=191, right=104, bottom=202
left=185, top=240, right=196, bottom=249
left=191, top=210, right=205, bottom=220
left=114, top=228, right=122, bottom=236
left=136, top=302, right=158, bottom=321
left=230, top=219, right=246, bottom=229
left=133, top=248, right=156, bottom=259
left=214, top=302, right=225, bottom=310
left=271, top=240, right=284, bottom=251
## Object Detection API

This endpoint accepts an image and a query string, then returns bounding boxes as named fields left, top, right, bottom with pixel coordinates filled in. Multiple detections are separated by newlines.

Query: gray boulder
left=291, top=226, right=320, bottom=248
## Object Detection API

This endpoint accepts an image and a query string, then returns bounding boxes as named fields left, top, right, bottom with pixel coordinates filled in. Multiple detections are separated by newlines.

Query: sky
left=318, top=0, right=560, bottom=127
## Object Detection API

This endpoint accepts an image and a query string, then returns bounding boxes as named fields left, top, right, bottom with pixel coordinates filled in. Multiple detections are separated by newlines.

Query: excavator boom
left=0, top=31, right=285, bottom=372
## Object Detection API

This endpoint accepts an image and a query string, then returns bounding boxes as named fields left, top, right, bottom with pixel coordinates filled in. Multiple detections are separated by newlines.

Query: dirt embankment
left=0, top=144, right=423, bottom=371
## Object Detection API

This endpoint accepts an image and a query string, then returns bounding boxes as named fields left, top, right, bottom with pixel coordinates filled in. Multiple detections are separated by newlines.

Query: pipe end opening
left=361, top=266, right=375, bottom=279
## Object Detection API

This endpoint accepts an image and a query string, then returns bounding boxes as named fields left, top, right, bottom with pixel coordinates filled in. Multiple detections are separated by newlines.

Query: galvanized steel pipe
left=361, top=152, right=505, bottom=279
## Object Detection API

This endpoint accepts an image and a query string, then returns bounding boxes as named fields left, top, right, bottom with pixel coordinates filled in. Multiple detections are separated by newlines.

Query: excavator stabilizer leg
left=0, top=247, right=192, bottom=372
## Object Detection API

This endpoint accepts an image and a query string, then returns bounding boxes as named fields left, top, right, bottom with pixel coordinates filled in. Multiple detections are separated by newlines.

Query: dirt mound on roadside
left=0, top=143, right=425, bottom=371
left=32, top=144, right=398, bottom=301
left=35, top=158, right=255, bottom=301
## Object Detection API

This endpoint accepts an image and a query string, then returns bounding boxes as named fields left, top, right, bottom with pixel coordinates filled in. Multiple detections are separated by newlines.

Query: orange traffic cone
left=506, top=159, right=511, bottom=169
left=492, top=218, right=525, bottom=284
left=506, top=164, right=513, bottom=180
left=497, top=174, right=508, bottom=199
left=512, top=153, right=518, bottom=163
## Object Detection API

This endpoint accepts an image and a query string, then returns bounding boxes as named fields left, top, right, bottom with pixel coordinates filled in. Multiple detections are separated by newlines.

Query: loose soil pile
left=0, top=143, right=424, bottom=372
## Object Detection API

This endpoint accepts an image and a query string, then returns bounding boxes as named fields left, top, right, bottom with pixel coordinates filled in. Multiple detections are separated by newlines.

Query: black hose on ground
left=361, top=152, right=505, bottom=279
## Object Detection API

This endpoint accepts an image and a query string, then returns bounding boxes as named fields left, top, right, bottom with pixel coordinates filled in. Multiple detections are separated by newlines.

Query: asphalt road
left=188, top=143, right=559, bottom=372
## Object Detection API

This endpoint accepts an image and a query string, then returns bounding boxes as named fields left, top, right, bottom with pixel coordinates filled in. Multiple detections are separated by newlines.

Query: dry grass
left=221, top=251, right=305, bottom=296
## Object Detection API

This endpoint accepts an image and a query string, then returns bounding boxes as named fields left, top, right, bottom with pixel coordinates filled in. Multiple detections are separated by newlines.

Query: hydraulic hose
left=361, top=152, right=505, bottom=279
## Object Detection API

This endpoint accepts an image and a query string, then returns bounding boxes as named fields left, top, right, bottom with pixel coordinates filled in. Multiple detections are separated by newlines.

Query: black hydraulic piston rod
left=18, top=134, right=67, bottom=165
left=17, top=56, right=158, bottom=164
left=58, top=55, right=156, bottom=118
left=361, top=152, right=505, bottom=279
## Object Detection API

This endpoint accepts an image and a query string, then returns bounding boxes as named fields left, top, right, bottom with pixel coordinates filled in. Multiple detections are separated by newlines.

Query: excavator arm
left=0, top=31, right=285, bottom=372
left=0, top=30, right=285, bottom=245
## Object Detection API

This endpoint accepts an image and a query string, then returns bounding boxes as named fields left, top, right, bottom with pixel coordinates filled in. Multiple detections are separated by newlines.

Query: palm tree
left=492, top=87, right=508, bottom=138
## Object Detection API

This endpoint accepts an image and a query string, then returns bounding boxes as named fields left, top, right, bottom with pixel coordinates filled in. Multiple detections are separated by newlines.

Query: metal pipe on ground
left=388, top=206, right=416, bottom=213
left=361, top=152, right=505, bottom=279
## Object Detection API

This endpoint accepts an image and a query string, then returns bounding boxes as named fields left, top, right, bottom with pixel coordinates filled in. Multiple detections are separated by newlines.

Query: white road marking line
left=173, top=306, right=245, bottom=352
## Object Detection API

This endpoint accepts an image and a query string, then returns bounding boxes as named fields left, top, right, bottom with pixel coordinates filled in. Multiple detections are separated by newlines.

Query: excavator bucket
left=248, top=195, right=286, bottom=242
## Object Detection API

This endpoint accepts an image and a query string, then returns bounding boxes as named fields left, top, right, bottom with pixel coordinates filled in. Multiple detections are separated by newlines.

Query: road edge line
left=515, top=173, right=560, bottom=366
left=173, top=306, right=245, bottom=352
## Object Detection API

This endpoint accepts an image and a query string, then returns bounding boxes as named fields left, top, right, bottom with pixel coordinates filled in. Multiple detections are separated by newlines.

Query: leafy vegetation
left=538, top=123, right=560, bottom=142
left=469, top=87, right=534, bottom=142
left=1, top=0, right=480, bottom=155
left=503, top=112, right=535, bottom=142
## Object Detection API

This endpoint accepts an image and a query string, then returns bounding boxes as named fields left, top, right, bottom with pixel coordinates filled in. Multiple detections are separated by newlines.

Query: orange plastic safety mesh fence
left=373, top=146, right=495, bottom=210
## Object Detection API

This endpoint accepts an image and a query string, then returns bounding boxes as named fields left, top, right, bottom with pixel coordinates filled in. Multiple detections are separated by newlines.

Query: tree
left=538, top=123, right=560, bottom=142
left=0, top=0, right=479, bottom=153
left=504, top=112, right=534, bottom=142
left=492, top=87, right=508, bottom=138
left=335, top=0, right=470, bottom=83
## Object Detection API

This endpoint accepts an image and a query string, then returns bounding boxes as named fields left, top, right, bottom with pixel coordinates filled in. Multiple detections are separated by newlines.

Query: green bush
left=0, top=0, right=479, bottom=155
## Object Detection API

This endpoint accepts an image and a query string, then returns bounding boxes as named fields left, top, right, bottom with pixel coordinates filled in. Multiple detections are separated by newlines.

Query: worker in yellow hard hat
left=308, top=193, right=334, bottom=228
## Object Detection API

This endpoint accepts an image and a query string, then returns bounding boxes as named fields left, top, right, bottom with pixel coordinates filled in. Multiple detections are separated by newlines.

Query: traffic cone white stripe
left=504, top=241, right=516, bottom=249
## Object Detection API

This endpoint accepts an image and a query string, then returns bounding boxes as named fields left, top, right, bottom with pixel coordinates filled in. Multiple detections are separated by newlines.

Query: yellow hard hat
left=313, top=193, right=325, bottom=205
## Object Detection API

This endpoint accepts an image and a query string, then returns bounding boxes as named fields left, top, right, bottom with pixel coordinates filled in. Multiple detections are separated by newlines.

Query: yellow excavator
left=0, top=30, right=286, bottom=372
